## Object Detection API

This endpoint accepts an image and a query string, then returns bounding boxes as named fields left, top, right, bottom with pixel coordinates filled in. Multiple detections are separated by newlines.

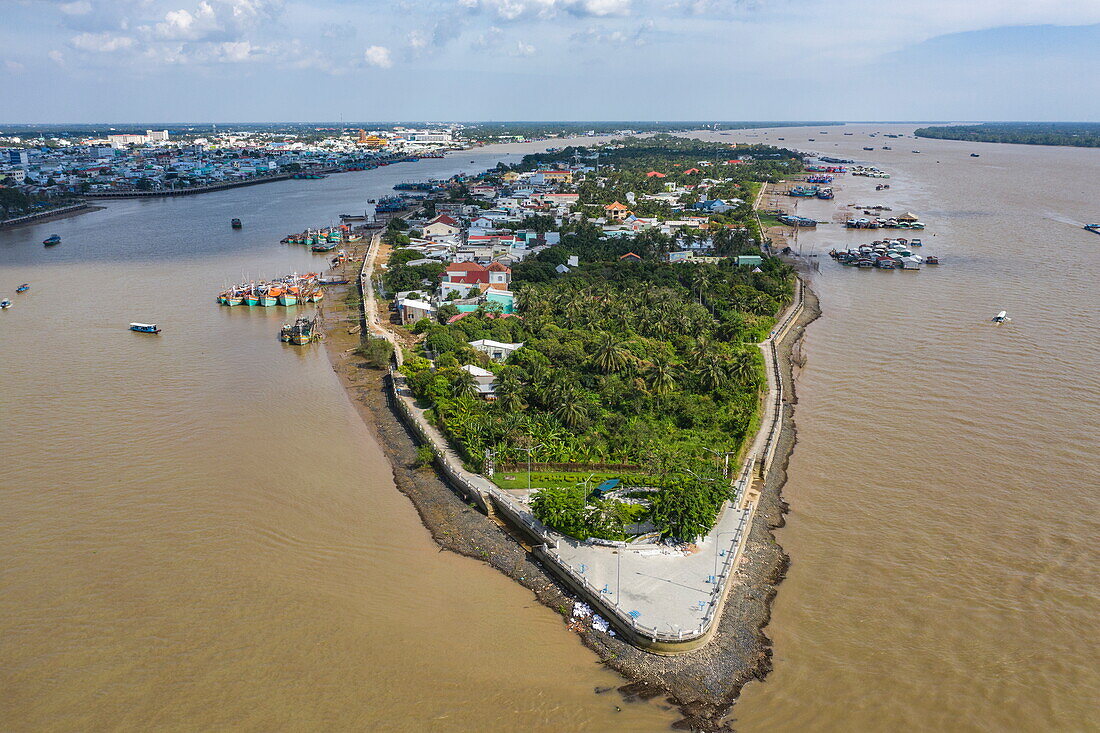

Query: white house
left=469, top=339, right=523, bottom=361
left=461, top=364, right=497, bottom=397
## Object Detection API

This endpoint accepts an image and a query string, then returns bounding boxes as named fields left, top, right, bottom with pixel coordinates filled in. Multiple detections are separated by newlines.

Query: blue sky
left=2, top=0, right=1099, bottom=122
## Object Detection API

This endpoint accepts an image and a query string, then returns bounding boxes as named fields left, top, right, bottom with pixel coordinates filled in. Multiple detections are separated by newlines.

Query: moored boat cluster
left=217, top=273, right=325, bottom=307
left=282, top=224, right=361, bottom=252
left=829, top=238, right=941, bottom=270
left=850, top=165, right=890, bottom=178
left=845, top=213, right=925, bottom=229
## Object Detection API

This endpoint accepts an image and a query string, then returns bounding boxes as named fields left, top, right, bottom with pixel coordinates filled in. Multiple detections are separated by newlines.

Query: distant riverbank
left=0, top=203, right=104, bottom=230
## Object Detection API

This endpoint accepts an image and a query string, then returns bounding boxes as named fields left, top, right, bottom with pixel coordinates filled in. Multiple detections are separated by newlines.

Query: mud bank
left=322, top=281, right=821, bottom=731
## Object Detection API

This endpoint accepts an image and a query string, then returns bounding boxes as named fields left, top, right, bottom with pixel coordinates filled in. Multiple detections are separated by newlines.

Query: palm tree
left=494, top=371, right=526, bottom=412
left=452, top=370, right=478, bottom=398
left=553, top=387, right=588, bottom=430
left=645, top=359, right=677, bottom=397
left=696, top=358, right=728, bottom=392
left=730, top=349, right=759, bottom=387
left=593, top=333, right=632, bottom=374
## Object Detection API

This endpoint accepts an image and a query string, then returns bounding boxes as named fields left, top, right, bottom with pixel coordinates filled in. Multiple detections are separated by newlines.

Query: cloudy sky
left=2, top=0, right=1099, bottom=122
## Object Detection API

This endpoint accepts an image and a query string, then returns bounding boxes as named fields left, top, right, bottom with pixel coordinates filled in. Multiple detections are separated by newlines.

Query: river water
left=2, top=128, right=1098, bottom=732
left=0, top=139, right=673, bottom=732
left=696, top=125, right=1100, bottom=731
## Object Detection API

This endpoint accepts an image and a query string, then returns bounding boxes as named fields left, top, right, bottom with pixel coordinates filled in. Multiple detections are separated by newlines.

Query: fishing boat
left=970, top=153, right=980, bottom=158
left=129, top=322, right=160, bottom=333
left=910, top=238, right=922, bottom=246
left=992, top=311, right=1009, bottom=324
left=256, top=287, right=278, bottom=307
left=925, top=256, right=940, bottom=264
left=0, top=299, right=10, bottom=309
left=16, top=283, right=29, bottom=293
left=277, top=291, right=298, bottom=306
left=231, top=218, right=242, bottom=229
left=279, top=316, right=320, bottom=345
left=311, top=241, right=337, bottom=253
left=863, top=147, right=874, bottom=151
left=43, top=234, right=61, bottom=246
left=243, top=287, right=259, bottom=306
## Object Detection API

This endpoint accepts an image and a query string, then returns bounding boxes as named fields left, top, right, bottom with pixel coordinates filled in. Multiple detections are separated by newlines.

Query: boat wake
left=1043, top=212, right=1086, bottom=228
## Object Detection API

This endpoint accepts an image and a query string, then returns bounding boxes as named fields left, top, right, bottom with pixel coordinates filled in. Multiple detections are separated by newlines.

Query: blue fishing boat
left=16, top=283, right=29, bottom=293
left=129, top=322, right=161, bottom=333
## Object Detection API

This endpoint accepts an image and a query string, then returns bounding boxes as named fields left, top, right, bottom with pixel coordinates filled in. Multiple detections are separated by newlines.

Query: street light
left=712, top=530, right=740, bottom=581
left=702, top=447, right=735, bottom=479
left=515, top=442, right=544, bottom=494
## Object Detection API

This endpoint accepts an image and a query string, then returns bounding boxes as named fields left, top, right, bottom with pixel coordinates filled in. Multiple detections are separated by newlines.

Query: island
left=324, top=135, right=820, bottom=730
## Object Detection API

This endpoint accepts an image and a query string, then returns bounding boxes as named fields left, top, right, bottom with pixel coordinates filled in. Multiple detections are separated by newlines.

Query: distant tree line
left=915, top=123, right=1100, bottom=148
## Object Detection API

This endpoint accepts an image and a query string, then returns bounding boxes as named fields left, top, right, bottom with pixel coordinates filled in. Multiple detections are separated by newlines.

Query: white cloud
left=363, top=45, right=393, bottom=68
left=464, top=0, right=635, bottom=20
left=59, top=1, right=93, bottom=15
left=510, top=40, right=536, bottom=55
left=48, top=50, right=66, bottom=65
left=216, top=40, right=253, bottom=61
left=70, top=32, right=136, bottom=52
left=5, top=60, right=26, bottom=72
left=154, top=3, right=218, bottom=40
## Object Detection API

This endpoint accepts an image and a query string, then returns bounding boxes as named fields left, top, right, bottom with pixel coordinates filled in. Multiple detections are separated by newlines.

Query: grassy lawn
left=757, top=212, right=786, bottom=229
left=491, top=470, right=656, bottom=491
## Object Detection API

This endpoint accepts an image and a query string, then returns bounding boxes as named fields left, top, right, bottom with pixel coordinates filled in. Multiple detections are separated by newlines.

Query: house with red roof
left=423, top=214, right=462, bottom=237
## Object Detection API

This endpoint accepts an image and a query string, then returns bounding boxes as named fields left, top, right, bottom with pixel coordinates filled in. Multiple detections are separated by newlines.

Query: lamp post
left=515, top=442, right=544, bottom=494
left=702, top=447, right=735, bottom=479
left=616, top=548, right=622, bottom=605
left=713, top=530, right=739, bottom=581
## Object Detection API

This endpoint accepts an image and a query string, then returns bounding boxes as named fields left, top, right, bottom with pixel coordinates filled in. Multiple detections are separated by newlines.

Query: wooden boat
left=231, top=218, right=242, bottom=229
left=43, top=234, right=61, bottom=246
left=279, top=316, right=320, bottom=345
left=277, top=292, right=298, bottom=306
left=925, top=256, right=940, bottom=264
left=16, top=283, right=29, bottom=293
left=130, top=322, right=160, bottom=333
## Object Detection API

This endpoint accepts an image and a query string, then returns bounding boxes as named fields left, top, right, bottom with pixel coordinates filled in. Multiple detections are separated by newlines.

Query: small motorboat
left=43, top=234, right=61, bottom=246
left=970, top=153, right=980, bottom=157
left=231, top=218, right=242, bottom=229
left=924, top=256, right=940, bottom=264
left=16, top=283, right=29, bottom=293
left=129, top=322, right=161, bottom=333
left=0, top=299, right=11, bottom=309
left=992, top=311, right=1010, bottom=324
left=1084, top=224, right=1100, bottom=235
